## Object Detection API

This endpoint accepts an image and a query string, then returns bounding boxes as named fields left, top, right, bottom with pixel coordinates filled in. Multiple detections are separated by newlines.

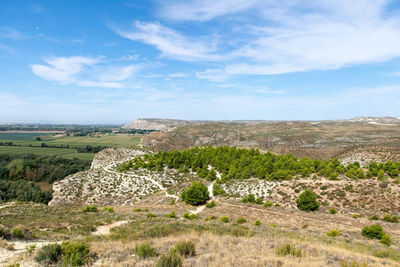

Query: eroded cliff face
left=49, top=148, right=148, bottom=206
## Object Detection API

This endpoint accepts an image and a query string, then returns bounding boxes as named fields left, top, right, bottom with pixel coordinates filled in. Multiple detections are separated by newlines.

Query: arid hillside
left=140, top=117, right=400, bottom=161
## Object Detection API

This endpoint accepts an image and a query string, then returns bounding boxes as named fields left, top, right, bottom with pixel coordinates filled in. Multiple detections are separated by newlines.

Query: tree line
left=120, top=146, right=400, bottom=181
left=0, top=154, right=90, bottom=183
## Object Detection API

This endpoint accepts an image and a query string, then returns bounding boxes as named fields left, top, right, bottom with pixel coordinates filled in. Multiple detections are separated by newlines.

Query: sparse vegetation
left=134, top=243, right=158, bottom=259
left=275, top=243, right=302, bottom=257
left=206, top=200, right=216, bottom=208
left=171, top=241, right=196, bottom=257
left=157, top=253, right=182, bottom=267
left=220, top=216, right=229, bottom=223
left=82, top=205, right=98, bottom=213
left=382, top=214, right=399, bottom=223
left=236, top=217, right=247, bottom=224
left=329, top=208, right=337, bottom=214
left=327, top=230, right=341, bottom=237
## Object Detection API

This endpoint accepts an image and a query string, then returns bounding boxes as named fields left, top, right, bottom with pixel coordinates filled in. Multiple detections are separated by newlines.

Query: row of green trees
left=120, top=146, right=400, bottom=181
left=0, top=154, right=90, bottom=183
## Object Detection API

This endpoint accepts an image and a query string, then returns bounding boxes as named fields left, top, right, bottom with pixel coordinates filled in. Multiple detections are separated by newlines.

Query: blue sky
left=1, top=0, right=400, bottom=124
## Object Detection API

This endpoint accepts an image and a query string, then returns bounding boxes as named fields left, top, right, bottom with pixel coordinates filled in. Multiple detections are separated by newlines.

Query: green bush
left=263, top=201, right=273, bottom=208
left=171, top=241, right=196, bottom=258
left=296, top=189, right=319, bottom=211
left=61, top=241, right=90, bottom=266
left=134, top=208, right=149, bottom=212
left=35, top=244, right=62, bottom=264
left=103, top=207, right=114, bottom=213
left=361, top=224, right=385, bottom=239
left=11, top=228, right=24, bottom=239
left=329, top=208, right=337, bottom=214
left=369, top=214, right=380, bottom=220
left=157, top=253, right=182, bottom=267
left=275, top=243, right=302, bottom=257
left=242, top=194, right=256, bottom=203
left=134, top=243, right=158, bottom=259
left=206, top=200, right=216, bottom=208
left=326, top=230, right=341, bottom=237
left=82, top=206, right=98, bottom=213
left=254, top=220, right=261, bottom=226
left=181, top=181, right=209, bottom=206
left=255, top=198, right=263, bottom=205
left=166, top=211, right=176, bottom=219
left=382, top=214, right=399, bottom=223
left=380, top=234, right=392, bottom=246
left=212, top=183, right=226, bottom=196
left=147, top=213, right=156, bottom=218
left=220, top=216, right=229, bottom=223
left=182, top=212, right=197, bottom=220
left=236, top=217, right=247, bottom=224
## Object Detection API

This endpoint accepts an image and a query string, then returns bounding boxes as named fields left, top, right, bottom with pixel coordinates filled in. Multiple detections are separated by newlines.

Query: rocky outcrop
left=122, top=118, right=199, bottom=131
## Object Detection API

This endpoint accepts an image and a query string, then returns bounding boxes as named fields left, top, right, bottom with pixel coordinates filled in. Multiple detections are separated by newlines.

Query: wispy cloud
left=0, top=43, right=15, bottom=54
left=160, top=0, right=259, bottom=21
left=112, top=21, right=221, bottom=61
left=30, top=56, right=135, bottom=88
left=157, top=0, right=400, bottom=79
left=0, top=27, right=28, bottom=40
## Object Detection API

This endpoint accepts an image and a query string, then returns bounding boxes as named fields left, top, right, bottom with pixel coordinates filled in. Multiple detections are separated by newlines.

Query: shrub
left=263, top=201, right=273, bottom=208
left=236, top=217, right=247, bottom=224
left=166, top=211, right=176, bottom=219
left=183, top=212, right=197, bottom=220
left=382, top=214, right=399, bottom=223
left=220, top=216, right=229, bottom=223
left=255, top=198, right=263, bottom=205
left=25, top=244, right=36, bottom=255
left=296, top=189, right=320, bottom=211
left=157, top=253, right=182, bottom=267
left=361, top=224, right=385, bottom=239
left=212, top=183, right=226, bottom=196
left=181, top=181, right=209, bottom=206
left=35, top=244, right=62, bottom=264
left=369, top=214, right=380, bottom=220
left=329, top=208, right=337, bottom=214
left=61, top=241, right=90, bottom=266
left=82, top=206, right=98, bottom=213
left=147, top=213, right=156, bottom=218
left=134, top=208, right=149, bottom=212
left=171, top=241, right=196, bottom=258
left=103, top=207, right=114, bottom=213
left=169, top=199, right=176, bottom=205
left=380, top=234, right=392, bottom=246
left=254, top=220, right=261, bottom=226
left=275, top=243, right=302, bottom=257
left=134, top=243, right=158, bottom=259
left=242, top=194, right=256, bottom=203
left=11, top=228, right=24, bottom=239
left=327, top=230, right=341, bottom=237
left=206, top=200, right=216, bottom=208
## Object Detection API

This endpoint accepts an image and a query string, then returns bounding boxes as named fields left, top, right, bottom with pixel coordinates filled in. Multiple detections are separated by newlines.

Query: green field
left=0, top=133, right=141, bottom=147
left=0, top=133, right=142, bottom=161
left=0, top=146, right=96, bottom=160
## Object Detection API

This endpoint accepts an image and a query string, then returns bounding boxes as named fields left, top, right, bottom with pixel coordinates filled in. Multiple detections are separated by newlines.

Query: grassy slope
left=1, top=200, right=399, bottom=266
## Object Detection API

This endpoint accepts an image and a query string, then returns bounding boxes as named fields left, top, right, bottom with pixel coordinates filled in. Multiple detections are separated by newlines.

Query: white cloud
left=113, top=21, right=221, bottom=61
left=160, top=0, right=260, bottom=21
left=30, top=56, right=135, bottom=88
left=31, top=56, right=98, bottom=83
left=157, top=0, right=400, bottom=78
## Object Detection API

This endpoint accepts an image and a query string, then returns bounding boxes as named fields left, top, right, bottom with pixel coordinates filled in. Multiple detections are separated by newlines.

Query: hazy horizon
left=1, top=0, right=400, bottom=123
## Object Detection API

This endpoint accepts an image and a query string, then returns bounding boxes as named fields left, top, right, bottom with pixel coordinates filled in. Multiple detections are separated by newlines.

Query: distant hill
left=122, top=118, right=203, bottom=131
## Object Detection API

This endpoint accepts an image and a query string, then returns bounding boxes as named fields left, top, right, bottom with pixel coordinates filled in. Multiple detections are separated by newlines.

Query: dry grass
left=91, top=231, right=399, bottom=266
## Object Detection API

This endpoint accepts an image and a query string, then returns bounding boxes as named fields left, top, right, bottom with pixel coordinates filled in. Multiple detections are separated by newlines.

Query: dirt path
left=93, top=220, right=129, bottom=236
